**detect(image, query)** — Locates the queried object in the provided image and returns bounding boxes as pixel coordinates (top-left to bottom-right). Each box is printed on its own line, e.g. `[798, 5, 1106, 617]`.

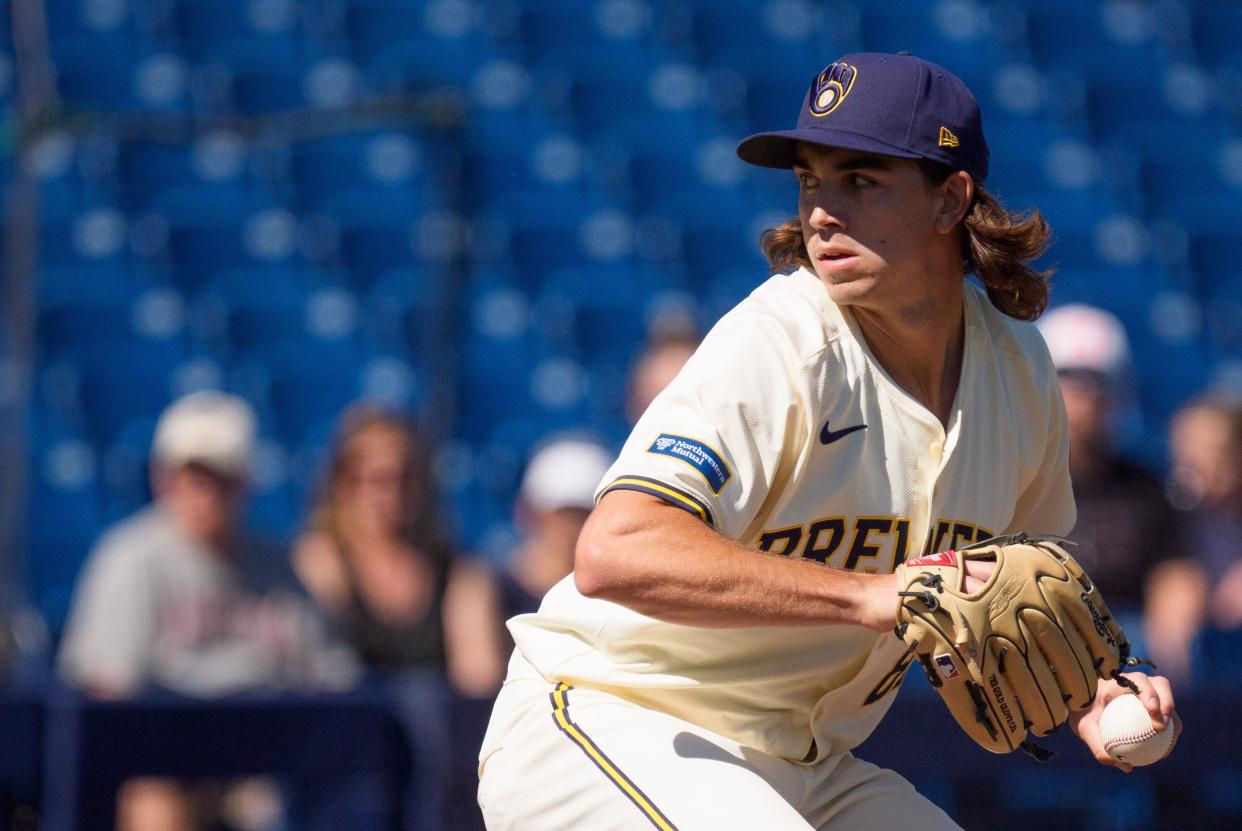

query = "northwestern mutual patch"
[646, 433, 732, 494]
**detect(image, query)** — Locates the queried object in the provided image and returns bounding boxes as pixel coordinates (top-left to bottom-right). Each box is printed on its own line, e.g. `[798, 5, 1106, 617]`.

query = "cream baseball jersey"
[507, 267, 1075, 764]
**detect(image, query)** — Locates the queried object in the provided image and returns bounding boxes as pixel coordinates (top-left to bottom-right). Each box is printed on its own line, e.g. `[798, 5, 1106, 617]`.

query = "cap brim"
[737, 128, 925, 169]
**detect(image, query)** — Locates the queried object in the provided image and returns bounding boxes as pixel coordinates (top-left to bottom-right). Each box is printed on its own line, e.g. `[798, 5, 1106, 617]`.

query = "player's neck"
[850, 285, 966, 429]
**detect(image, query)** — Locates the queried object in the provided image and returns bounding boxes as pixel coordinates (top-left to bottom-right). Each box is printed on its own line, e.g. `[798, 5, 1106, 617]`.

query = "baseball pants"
[477, 668, 961, 830]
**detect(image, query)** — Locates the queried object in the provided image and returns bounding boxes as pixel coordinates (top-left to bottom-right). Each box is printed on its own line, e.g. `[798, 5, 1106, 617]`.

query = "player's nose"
[808, 202, 845, 230]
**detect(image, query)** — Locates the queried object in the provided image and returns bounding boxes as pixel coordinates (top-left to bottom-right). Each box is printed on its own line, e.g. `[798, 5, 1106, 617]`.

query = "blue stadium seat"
[210, 39, 311, 116]
[246, 479, 298, 538]
[344, 0, 488, 66]
[1191, 1, 1242, 67]
[455, 338, 546, 441]
[72, 340, 189, 444]
[172, 0, 299, 62]
[515, 2, 657, 67]
[245, 340, 365, 445]
[1193, 626, 1242, 687]
[36, 298, 136, 357]
[361, 267, 436, 353]
[36, 263, 136, 308]
[1023, 2, 1164, 70]
[733, 66, 817, 137]
[116, 136, 253, 212]
[482, 190, 627, 289]
[1186, 229, 1242, 291]
[217, 291, 314, 355]
[100, 416, 158, 521]
[1206, 273, 1242, 357]
[39, 203, 130, 268]
[463, 119, 599, 200]
[51, 33, 141, 111]
[1127, 129, 1237, 212]
[310, 189, 433, 290]
[149, 186, 278, 294]
[1083, 73, 1220, 144]
[26, 430, 105, 631]
[684, 0, 853, 59]
[116, 140, 202, 211]
[648, 193, 773, 284]
[366, 38, 487, 93]
[290, 131, 431, 211]
[857, 5, 1003, 92]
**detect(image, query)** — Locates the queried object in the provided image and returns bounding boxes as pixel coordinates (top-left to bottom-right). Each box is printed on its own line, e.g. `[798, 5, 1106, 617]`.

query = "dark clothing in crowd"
[335, 543, 451, 673]
[1071, 457, 1181, 611]
[1181, 509, 1242, 583]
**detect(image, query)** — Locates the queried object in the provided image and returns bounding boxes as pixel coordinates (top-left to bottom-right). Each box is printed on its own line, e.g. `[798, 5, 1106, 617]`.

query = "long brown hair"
[760, 160, 1054, 321]
[309, 403, 447, 557]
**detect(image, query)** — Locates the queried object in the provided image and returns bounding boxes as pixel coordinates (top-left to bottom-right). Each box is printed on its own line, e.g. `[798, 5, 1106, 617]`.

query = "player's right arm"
[575, 488, 898, 631]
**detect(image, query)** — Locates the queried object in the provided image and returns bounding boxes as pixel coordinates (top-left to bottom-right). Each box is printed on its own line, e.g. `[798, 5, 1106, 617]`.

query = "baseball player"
[477, 53, 1179, 830]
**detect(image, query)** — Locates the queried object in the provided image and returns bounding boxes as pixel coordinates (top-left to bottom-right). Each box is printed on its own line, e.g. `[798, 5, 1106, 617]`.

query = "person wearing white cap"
[58, 389, 356, 698]
[495, 438, 616, 621]
[1036, 305, 1181, 614]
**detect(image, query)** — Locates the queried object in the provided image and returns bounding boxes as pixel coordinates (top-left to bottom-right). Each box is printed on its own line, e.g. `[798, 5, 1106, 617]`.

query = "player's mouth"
[815, 249, 860, 271]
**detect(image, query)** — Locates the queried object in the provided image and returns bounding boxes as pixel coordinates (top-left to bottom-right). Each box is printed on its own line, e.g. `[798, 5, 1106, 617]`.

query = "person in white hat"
[495, 438, 616, 621]
[1036, 305, 1182, 615]
[57, 390, 357, 831]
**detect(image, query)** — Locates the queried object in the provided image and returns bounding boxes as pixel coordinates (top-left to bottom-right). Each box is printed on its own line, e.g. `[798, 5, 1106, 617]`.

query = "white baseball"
[1098, 693, 1175, 767]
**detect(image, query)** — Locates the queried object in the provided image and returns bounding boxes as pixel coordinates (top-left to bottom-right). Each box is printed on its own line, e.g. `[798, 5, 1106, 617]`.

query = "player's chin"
[818, 269, 877, 301]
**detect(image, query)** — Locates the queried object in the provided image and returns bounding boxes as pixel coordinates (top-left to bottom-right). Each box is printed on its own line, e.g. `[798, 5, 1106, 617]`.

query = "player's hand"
[961, 557, 995, 593]
[1069, 673, 1181, 773]
[869, 557, 995, 632]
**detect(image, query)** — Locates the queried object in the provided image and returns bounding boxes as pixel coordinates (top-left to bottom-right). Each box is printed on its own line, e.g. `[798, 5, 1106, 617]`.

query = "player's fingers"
[1073, 710, 1121, 768]
[963, 558, 996, 580]
[1145, 674, 1177, 731]
[1112, 673, 1161, 723]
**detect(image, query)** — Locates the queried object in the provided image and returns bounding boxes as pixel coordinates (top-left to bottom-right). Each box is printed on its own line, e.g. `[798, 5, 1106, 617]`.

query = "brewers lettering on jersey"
[477, 52, 1180, 830]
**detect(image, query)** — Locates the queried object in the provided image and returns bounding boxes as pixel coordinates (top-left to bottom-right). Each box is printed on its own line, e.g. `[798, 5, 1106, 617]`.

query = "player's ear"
[934, 171, 974, 234]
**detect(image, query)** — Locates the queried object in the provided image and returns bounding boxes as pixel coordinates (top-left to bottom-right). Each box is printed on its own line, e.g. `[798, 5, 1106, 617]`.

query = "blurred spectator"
[1147, 395, 1242, 682]
[625, 333, 699, 426]
[1037, 305, 1181, 616]
[494, 437, 615, 622]
[292, 404, 502, 698]
[57, 391, 355, 831]
[59, 391, 355, 698]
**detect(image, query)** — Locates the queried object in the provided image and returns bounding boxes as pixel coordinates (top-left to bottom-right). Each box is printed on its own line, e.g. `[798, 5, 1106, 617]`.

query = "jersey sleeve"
[1005, 368, 1077, 536]
[598, 311, 809, 541]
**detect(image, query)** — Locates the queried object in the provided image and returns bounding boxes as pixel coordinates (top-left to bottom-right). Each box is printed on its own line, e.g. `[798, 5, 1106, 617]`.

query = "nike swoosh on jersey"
[819, 420, 868, 445]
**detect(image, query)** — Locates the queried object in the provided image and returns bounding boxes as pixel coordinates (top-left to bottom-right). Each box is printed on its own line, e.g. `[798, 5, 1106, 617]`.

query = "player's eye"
[849, 173, 874, 188]
[796, 172, 818, 189]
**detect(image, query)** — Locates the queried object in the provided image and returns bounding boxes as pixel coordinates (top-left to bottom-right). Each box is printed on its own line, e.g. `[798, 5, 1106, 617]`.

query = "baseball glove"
[894, 533, 1140, 758]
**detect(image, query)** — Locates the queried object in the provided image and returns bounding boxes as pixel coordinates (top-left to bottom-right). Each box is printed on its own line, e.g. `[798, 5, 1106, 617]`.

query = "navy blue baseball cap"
[736, 52, 989, 183]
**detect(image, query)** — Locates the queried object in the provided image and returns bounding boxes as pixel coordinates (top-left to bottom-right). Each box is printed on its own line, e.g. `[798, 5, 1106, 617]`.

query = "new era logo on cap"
[736, 52, 989, 184]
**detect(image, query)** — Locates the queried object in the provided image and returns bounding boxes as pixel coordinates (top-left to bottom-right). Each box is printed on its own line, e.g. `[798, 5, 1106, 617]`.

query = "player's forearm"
[575, 491, 897, 631]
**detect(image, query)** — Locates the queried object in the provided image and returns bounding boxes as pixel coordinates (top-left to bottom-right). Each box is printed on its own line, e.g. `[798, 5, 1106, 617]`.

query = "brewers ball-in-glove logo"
[808, 62, 857, 117]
